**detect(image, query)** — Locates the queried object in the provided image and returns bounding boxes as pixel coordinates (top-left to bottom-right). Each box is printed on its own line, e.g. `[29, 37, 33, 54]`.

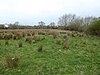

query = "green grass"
[0, 34, 100, 75]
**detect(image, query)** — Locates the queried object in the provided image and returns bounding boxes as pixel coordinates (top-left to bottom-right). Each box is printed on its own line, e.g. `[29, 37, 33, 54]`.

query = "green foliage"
[67, 24, 81, 31]
[0, 24, 4, 29]
[88, 20, 100, 35]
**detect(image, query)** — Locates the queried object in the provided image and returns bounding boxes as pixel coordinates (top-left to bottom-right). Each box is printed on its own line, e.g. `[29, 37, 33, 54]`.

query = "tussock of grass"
[6, 55, 19, 68]
[63, 39, 69, 49]
[18, 40, 22, 48]
[25, 36, 33, 44]
[56, 37, 62, 45]
[0, 30, 99, 75]
[37, 44, 44, 52]
[27, 33, 31, 36]
[13, 35, 17, 40]
[5, 40, 9, 45]
[51, 31, 58, 39]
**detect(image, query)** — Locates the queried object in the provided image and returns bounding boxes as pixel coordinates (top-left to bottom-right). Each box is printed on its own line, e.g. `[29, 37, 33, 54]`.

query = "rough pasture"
[0, 29, 99, 75]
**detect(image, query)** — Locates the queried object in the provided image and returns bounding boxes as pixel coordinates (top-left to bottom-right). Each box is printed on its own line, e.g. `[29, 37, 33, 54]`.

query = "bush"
[67, 24, 81, 31]
[88, 20, 100, 36]
[0, 24, 4, 29]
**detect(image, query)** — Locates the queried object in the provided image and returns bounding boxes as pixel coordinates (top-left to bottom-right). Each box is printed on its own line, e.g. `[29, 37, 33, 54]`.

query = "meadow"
[0, 29, 100, 75]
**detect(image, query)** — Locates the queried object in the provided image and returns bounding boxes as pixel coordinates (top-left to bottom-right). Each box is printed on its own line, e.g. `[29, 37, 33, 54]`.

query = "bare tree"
[83, 17, 97, 25]
[70, 16, 83, 25]
[49, 22, 55, 26]
[13, 21, 19, 25]
[38, 21, 45, 26]
[58, 14, 76, 26]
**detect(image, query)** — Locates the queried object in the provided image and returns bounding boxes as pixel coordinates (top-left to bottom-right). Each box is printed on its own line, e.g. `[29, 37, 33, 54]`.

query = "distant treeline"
[0, 14, 100, 36]
[0, 24, 58, 29]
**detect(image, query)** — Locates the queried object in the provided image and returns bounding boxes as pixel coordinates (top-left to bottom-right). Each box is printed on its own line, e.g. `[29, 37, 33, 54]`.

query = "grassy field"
[0, 29, 100, 75]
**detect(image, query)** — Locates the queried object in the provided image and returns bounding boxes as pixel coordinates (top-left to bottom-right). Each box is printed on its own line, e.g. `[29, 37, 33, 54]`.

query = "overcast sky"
[0, 0, 100, 25]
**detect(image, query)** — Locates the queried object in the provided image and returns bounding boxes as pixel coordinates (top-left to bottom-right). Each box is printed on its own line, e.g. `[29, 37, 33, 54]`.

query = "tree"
[88, 19, 100, 35]
[58, 14, 76, 26]
[9, 21, 19, 29]
[0, 24, 4, 29]
[13, 21, 19, 25]
[49, 22, 55, 26]
[83, 17, 97, 25]
[38, 21, 45, 26]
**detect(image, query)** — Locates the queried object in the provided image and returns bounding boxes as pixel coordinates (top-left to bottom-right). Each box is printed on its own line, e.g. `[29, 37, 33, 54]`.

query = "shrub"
[67, 24, 81, 31]
[88, 20, 100, 36]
